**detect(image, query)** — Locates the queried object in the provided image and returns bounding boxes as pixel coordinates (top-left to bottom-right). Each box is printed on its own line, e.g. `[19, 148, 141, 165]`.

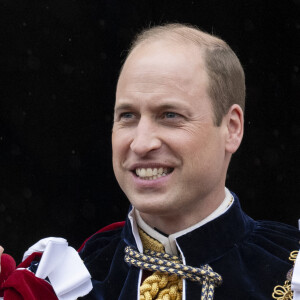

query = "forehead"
[116, 40, 209, 102]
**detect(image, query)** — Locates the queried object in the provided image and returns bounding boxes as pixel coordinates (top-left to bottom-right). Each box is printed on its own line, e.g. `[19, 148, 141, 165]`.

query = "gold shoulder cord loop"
[272, 250, 299, 300]
[126, 228, 223, 300]
[124, 246, 222, 300]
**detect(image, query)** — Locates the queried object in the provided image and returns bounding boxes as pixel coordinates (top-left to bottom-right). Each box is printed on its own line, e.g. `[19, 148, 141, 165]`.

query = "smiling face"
[112, 40, 233, 225]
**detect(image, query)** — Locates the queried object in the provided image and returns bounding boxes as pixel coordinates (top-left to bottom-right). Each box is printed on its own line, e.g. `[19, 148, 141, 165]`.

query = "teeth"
[146, 168, 152, 176]
[135, 167, 172, 180]
[140, 168, 146, 177]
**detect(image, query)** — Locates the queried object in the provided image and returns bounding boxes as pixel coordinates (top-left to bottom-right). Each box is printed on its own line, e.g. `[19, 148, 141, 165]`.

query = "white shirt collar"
[133, 188, 234, 255]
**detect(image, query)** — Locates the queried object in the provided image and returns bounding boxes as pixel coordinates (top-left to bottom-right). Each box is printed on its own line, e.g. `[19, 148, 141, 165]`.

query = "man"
[1, 23, 300, 300]
[80, 23, 300, 299]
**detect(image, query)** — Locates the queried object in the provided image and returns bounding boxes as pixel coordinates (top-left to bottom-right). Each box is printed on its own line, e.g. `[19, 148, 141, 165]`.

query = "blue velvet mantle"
[79, 194, 300, 300]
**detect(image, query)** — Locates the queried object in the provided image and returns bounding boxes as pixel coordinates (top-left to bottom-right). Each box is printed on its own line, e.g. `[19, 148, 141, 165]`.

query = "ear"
[224, 104, 244, 154]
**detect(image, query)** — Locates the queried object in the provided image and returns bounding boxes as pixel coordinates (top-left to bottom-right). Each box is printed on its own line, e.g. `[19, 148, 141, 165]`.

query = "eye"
[120, 112, 134, 119]
[115, 112, 138, 125]
[163, 112, 181, 119]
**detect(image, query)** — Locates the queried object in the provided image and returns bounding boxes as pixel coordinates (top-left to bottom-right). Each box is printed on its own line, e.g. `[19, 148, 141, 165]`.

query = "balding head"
[119, 23, 245, 126]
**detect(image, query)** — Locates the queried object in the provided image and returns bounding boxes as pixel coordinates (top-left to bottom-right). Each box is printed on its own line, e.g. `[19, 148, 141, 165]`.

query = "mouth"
[133, 167, 174, 181]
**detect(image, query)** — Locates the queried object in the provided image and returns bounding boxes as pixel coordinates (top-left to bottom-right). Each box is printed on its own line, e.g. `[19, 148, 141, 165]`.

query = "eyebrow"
[114, 103, 135, 114]
[156, 103, 184, 110]
[114, 101, 191, 115]
[115, 101, 187, 109]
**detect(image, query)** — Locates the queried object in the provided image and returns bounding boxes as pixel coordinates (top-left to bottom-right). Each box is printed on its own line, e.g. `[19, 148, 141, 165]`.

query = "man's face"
[112, 41, 229, 219]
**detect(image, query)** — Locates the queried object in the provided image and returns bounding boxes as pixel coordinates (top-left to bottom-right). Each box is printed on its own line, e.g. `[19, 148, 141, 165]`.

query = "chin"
[131, 198, 175, 216]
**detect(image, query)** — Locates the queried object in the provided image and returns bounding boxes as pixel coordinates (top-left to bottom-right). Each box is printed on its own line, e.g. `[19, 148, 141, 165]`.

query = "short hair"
[120, 23, 245, 126]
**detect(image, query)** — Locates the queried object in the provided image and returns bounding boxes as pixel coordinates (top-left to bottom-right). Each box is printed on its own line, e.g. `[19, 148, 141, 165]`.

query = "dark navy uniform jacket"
[79, 193, 300, 300]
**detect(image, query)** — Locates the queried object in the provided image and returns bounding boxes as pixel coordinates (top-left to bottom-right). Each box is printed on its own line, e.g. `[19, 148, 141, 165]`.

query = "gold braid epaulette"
[272, 250, 299, 299]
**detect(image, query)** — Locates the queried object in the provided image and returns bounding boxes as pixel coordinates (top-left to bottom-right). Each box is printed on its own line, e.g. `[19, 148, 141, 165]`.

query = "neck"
[139, 187, 227, 235]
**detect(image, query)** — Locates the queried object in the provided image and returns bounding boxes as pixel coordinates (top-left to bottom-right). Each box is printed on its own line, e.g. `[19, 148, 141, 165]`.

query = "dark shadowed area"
[0, 0, 299, 260]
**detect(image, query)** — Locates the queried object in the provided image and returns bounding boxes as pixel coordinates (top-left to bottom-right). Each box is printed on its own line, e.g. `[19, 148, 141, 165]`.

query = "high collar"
[135, 188, 234, 255]
[124, 192, 254, 266]
[176, 193, 254, 266]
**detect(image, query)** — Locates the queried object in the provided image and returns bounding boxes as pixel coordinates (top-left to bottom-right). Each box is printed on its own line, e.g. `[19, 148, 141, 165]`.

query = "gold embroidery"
[272, 250, 299, 299]
[289, 250, 299, 263]
[272, 280, 293, 300]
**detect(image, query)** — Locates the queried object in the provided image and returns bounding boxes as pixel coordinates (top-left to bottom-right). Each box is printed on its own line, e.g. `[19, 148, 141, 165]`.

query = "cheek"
[112, 131, 126, 156]
[181, 132, 223, 169]
[112, 150, 124, 188]
[112, 135, 123, 172]
[112, 131, 131, 174]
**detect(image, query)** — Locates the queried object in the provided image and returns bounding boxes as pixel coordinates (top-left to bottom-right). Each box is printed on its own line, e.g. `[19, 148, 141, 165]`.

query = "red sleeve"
[1, 252, 57, 299]
[0, 223, 126, 300]
[1, 269, 58, 300]
[0, 253, 16, 298]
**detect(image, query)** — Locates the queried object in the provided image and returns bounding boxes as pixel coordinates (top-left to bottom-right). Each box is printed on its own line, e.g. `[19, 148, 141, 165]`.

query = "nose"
[130, 117, 162, 157]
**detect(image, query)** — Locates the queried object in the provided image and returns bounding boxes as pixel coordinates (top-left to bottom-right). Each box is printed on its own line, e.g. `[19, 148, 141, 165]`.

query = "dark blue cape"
[79, 194, 300, 299]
